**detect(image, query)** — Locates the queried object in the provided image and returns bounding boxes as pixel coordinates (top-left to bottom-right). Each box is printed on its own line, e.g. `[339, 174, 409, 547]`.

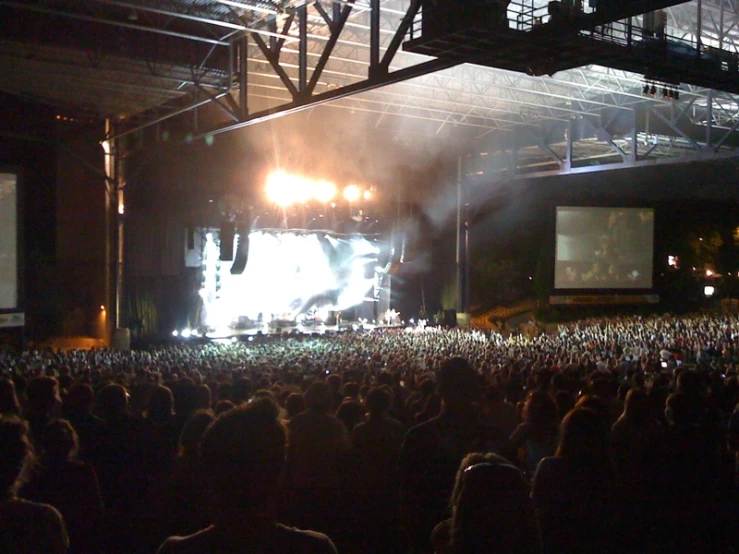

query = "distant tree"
[470, 258, 524, 308]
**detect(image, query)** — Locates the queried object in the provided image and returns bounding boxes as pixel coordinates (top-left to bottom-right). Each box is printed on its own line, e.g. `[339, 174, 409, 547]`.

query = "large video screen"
[555, 207, 654, 290]
[0, 173, 17, 309]
[198, 230, 382, 332]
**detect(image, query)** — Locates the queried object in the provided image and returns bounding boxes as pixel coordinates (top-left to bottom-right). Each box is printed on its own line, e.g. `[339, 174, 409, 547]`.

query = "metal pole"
[299, 4, 308, 93]
[370, 0, 381, 73]
[696, 0, 703, 54]
[456, 156, 464, 317]
[239, 34, 248, 119]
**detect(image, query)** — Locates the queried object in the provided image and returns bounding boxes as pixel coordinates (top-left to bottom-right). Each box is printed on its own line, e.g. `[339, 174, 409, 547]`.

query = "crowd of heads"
[0, 311, 738, 553]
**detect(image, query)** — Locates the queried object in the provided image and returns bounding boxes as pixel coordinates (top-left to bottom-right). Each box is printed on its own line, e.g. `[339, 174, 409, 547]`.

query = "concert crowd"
[1, 313, 739, 553]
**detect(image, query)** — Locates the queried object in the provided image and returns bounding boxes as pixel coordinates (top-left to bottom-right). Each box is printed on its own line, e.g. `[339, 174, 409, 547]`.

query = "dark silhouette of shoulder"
[156, 523, 338, 554]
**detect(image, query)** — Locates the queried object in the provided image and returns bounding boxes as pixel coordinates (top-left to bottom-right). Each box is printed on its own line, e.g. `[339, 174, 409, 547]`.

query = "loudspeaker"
[230, 233, 249, 275]
[186, 226, 195, 250]
[219, 221, 235, 261]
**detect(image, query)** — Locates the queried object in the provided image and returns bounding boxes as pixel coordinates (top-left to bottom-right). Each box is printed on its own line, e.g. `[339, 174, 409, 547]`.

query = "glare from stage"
[198, 230, 382, 332]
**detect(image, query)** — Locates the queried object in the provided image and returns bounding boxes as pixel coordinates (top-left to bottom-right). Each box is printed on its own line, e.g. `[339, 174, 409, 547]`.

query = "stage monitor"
[0, 172, 18, 310]
[555, 207, 653, 290]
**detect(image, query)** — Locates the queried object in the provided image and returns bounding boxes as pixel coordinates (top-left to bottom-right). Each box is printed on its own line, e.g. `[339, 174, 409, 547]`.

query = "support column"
[456, 157, 470, 327]
[107, 119, 130, 349]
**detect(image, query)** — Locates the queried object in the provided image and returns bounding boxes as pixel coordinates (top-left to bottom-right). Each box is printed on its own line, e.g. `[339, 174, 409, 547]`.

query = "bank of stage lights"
[265, 170, 373, 207]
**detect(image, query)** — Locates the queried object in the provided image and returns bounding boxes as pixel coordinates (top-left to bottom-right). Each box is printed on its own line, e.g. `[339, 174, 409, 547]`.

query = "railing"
[471, 298, 539, 330]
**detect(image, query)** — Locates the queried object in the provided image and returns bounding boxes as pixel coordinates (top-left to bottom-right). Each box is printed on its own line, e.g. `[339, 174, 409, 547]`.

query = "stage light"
[344, 184, 361, 202]
[706, 269, 714, 277]
[314, 180, 337, 203]
[363, 190, 372, 201]
[181, 329, 192, 338]
[172, 330, 179, 337]
[266, 170, 294, 206]
[704, 285, 715, 297]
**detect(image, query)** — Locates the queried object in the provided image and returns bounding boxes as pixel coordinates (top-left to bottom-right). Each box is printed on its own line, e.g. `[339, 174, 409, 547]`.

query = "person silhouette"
[156, 398, 337, 553]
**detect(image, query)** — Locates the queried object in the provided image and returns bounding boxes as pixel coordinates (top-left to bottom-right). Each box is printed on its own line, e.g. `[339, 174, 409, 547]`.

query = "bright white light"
[314, 180, 337, 203]
[363, 190, 372, 201]
[181, 329, 192, 338]
[705, 269, 714, 277]
[248, 336, 254, 342]
[191, 330, 200, 337]
[198, 230, 381, 331]
[266, 171, 337, 206]
[344, 184, 361, 202]
[172, 330, 179, 337]
[230, 337, 238, 343]
[266, 170, 294, 206]
[704, 285, 715, 297]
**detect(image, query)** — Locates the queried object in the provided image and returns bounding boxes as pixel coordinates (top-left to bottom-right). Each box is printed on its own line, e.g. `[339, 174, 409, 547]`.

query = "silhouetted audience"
[285, 382, 350, 539]
[20, 419, 104, 554]
[351, 386, 406, 552]
[399, 357, 505, 554]
[532, 407, 619, 554]
[0, 416, 69, 554]
[1, 315, 738, 554]
[444, 453, 541, 554]
[156, 398, 337, 553]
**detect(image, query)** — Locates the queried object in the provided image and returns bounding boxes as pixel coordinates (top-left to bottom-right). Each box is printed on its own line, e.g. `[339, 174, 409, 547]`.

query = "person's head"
[95, 383, 129, 421]
[178, 409, 215, 460]
[232, 377, 252, 405]
[556, 407, 610, 465]
[40, 419, 78, 461]
[285, 392, 306, 419]
[194, 384, 212, 411]
[63, 383, 95, 417]
[173, 378, 198, 418]
[326, 373, 342, 392]
[304, 382, 331, 412]
[437, 357, 479, 414]
[26, 376, 60, 415]
[200, 397, 286, 520]
[554, 390, 574, 421]
[342, 381, 360, 400]
[450, 453, 540, 554]
[676, 369, 703, 397]
[0, 380, 21, 416]
[146, 385, 174, 422]
[336, 398, 363, 432]
[665, 391, 700, 427]
[365, 387, 392, 419]
[621, 388, 652, 423]
[522, 391, 558, 426]
[0, 416, 33, 497]
[214, 400, 235, 416]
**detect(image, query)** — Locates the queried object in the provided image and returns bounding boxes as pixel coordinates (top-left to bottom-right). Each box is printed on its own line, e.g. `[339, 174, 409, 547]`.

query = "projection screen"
[0, 173, 17, 309]
[199, 230, 382, 330]
[555, 207, 654, 290]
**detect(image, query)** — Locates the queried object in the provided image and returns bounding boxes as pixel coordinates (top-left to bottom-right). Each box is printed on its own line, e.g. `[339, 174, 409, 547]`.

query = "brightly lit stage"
[185, 227, 400, 339]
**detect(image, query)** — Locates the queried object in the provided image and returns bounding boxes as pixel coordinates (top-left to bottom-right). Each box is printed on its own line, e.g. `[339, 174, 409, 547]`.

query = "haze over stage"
[555, 207, 654, 290]
[0, 173, 17, 310]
